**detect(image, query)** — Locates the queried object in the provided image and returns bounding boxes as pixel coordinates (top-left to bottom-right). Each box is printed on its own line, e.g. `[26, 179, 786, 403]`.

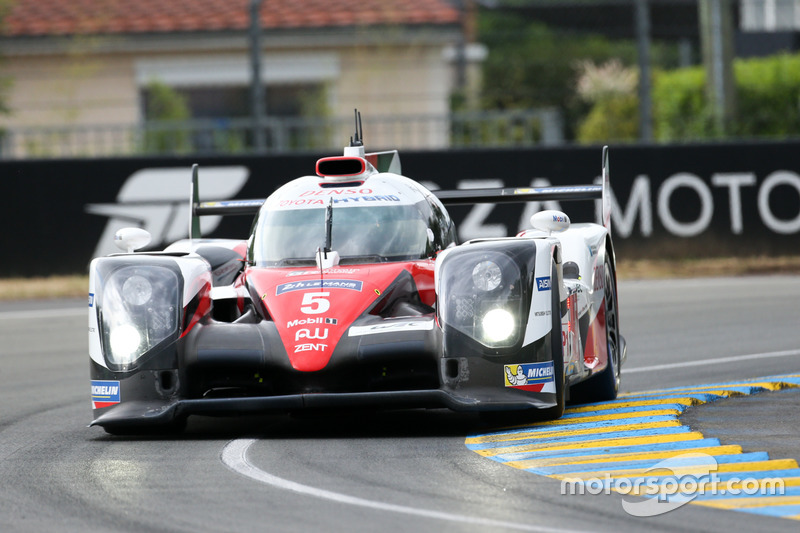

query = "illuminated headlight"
[481, 308, 515, 344]
[472, 261, 502, 291]
[108, 324, 142, 363]
[99, 265, 180, 368]
[439, 248, 524, 350]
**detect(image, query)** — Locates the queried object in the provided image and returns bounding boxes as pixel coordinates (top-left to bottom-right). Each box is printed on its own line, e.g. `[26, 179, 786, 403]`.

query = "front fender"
[89, 253, 212, 375]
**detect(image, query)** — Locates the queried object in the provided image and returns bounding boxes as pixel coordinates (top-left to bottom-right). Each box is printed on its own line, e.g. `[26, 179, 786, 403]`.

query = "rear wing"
[190, 146, 611, 238]
[436, 146, 611, 231]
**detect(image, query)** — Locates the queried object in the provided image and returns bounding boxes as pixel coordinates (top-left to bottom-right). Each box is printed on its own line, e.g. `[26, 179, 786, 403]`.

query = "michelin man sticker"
[503, 361, 556, 393]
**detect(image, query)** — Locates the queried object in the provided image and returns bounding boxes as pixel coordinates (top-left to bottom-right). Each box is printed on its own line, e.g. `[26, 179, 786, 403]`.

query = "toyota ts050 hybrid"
[88, 118, 626, 434]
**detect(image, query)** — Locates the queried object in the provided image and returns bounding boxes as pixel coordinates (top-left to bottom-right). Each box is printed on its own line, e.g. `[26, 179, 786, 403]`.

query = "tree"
[478, 11, 641, 139]
[142, 81, 192, 154]
[0, 0, 13, 116]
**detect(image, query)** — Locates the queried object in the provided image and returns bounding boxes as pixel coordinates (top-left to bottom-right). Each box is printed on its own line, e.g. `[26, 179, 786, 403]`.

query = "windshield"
[254, 204, 431, 265]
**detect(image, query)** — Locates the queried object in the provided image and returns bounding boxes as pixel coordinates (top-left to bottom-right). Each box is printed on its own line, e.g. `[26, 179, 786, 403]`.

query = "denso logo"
[295, 328, 329, 341]
[287, 317, 338, 328]
[295, 343, 327, 353]
[536, 277, 551, 291]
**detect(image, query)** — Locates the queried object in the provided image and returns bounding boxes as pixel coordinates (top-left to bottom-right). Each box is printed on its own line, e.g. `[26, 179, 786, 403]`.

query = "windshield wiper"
[339, 255, 387, 264]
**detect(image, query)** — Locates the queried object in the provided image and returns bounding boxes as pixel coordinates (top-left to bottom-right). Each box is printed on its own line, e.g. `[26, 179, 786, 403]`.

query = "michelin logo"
[91, 380, 121, 408]
[86, 166, 249, 258]
[504, 362, 555, 392]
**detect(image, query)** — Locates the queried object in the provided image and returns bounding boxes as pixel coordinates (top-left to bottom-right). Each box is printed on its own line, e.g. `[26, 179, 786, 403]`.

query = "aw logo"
[86, 166, 249, 258]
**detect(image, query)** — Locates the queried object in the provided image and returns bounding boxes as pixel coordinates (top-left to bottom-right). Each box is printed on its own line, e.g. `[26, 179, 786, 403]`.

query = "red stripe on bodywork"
[181, 282, 212, 338]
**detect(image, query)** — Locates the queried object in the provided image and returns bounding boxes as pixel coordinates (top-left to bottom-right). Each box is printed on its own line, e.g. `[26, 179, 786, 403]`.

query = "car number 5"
[301, 291, 330, 314]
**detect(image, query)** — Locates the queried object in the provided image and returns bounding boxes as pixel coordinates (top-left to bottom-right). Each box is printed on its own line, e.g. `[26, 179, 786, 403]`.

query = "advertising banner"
[1, 141, 798, 276]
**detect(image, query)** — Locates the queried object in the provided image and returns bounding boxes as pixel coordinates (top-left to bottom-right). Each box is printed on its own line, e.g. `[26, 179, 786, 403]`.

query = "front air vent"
[316, 157, 366, 177]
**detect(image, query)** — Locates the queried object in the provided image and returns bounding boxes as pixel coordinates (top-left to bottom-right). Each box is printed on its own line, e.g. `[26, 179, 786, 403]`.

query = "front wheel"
[574, 253, 620, 403]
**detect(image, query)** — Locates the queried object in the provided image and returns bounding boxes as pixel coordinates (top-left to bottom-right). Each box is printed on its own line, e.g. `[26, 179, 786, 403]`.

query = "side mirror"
[530, 210, 570, 235]
[114, 228, 152, 253]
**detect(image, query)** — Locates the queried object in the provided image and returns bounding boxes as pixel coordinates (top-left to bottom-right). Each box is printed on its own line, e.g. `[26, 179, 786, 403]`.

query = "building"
[0, 0, 487, 156]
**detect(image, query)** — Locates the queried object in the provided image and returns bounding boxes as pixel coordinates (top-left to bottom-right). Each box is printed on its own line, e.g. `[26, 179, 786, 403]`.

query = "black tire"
[573, 253, 620, 403]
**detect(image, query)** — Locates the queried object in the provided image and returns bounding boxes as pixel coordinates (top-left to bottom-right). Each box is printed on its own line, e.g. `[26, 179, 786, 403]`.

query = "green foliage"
[577, 94, 639, 143]
[477, 10, 675, 139]
[144, 81, 191, 121]
[652, 66, 715, 141]
[0, 0, 13, 116]
[574, 59, 640, 143]
[734, 53, 800, 137]
[142, 81, 192, 153]
[653, 53, 800, 141]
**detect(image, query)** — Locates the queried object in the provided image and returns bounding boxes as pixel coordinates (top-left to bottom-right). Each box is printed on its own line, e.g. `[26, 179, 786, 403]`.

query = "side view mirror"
[114, 227, 152, 253]
[530, 210, 571, 235]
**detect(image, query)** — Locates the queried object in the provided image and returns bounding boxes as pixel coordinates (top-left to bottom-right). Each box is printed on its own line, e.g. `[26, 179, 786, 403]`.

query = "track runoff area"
[466, 374, 800, 520]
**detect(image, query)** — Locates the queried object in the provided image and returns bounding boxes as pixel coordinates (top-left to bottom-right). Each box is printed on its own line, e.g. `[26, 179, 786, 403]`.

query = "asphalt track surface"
[1, 275, 799, 532]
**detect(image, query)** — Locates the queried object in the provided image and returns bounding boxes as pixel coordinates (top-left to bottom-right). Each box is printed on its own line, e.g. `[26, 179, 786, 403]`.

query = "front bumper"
[89, 385, 558, 430]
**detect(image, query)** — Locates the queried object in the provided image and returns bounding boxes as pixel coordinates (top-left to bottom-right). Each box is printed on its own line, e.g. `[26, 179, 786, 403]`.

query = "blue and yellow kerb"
[466, 374, 800, 520]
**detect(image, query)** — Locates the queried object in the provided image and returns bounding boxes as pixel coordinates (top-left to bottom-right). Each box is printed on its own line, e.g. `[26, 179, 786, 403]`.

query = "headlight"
[472, 261, 502, 291]
[481, 308, 515, 343]
[99, 265, 180, 368]
[122, 275, 153, 306]
[108, 324, 142, 363]
[438, 246, 526, 350]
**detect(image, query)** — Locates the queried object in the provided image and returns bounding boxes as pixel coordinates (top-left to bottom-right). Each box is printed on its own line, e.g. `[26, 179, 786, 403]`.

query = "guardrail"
[0, 108, 563, 160]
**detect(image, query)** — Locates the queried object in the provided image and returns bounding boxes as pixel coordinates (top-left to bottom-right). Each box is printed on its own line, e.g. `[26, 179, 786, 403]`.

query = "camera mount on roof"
[350, 109, 363, 147]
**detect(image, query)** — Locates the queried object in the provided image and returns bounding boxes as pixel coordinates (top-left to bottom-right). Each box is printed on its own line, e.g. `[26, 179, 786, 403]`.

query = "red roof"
[4, 0, 460, 37]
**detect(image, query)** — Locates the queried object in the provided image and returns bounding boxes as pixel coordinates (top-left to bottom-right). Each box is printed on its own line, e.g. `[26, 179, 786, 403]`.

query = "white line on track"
[221, 438, 581, 533]
[0, 308, 85, 320]
[622, 348, 800, 374]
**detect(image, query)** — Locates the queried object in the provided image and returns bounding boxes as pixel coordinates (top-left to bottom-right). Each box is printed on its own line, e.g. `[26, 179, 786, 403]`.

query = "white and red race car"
[88, 117, 626, 434]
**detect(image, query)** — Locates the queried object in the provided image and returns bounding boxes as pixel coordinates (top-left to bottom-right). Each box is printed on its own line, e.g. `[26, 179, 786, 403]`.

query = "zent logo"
[295, 343, 327, 353]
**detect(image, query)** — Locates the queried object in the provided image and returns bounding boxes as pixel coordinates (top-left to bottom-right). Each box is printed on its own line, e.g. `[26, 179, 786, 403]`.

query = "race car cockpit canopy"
[249, 174, 456, 267]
